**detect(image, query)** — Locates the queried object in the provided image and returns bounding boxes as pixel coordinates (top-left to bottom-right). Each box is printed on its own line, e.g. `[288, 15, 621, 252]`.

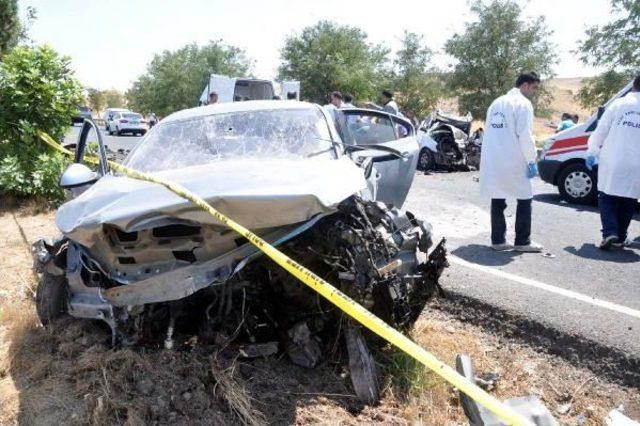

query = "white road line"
[450, 255, 640, 320]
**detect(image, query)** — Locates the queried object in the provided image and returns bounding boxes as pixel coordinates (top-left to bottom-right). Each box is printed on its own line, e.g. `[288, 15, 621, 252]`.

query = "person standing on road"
[585, 74, 640, 250]
[147, 112, 157, 128]
[480, 72, 543, 253]
[323, 91, 344, 117]
[365, 90, 400, 116]
[343, 94, 355, 108]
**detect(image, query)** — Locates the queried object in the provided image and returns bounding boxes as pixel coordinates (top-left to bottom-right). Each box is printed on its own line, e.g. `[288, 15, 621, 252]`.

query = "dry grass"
[1, 206, 639, 425]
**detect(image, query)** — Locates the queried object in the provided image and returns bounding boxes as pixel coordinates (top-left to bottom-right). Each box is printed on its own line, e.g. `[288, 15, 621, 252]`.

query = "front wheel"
[36, 271, 68, 326]
[558, 163, 597, 204]
[418, 148, 436, 171]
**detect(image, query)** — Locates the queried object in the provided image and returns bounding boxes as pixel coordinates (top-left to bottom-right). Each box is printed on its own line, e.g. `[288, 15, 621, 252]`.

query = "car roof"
[163, 100, 321, 124]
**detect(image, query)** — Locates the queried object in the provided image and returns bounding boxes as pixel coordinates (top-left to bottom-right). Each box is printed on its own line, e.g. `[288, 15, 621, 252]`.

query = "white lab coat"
[480, 88, 537, 199]
[587, 91, 640, 199]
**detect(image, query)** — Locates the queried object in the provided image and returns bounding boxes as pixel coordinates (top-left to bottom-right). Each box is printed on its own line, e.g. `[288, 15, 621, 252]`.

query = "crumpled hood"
[56, 157, 367, 247]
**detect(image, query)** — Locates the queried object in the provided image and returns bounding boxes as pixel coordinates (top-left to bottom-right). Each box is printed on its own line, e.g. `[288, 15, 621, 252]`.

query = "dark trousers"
[491, 199, 532, 245]
[598, 192, 637, 240]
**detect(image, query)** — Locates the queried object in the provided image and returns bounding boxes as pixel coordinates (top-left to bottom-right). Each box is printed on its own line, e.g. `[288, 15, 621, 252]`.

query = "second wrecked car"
[34, 101, 447, 403]
[417, 109, 483, 171]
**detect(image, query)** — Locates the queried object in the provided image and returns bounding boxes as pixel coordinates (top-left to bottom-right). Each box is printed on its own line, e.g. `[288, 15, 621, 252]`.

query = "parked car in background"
[538, 81, 633, 204]
[103, 107, 130, 129]
[72, 106, 92, 125]
[106, 111, 148, 136]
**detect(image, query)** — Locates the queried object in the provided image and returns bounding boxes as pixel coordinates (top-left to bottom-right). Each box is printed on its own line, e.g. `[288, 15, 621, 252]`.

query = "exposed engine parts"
[33, 198, 447, 403]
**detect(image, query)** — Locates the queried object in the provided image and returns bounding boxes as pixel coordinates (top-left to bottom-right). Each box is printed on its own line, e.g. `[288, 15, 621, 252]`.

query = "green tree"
[86, 87, 105, 112]
[390, 31, 445, 119]
[277, 20, 389, 104]
[103, 89, 125, 108]
[576, 69, 636, 109]
[127, 41, 251, 116]
[0, 0, 21, 57]
[0, 45, 83, 202]
[0, 0, 36, 57]
[577, 0, 639, 107]
[444, 0, 557, 118]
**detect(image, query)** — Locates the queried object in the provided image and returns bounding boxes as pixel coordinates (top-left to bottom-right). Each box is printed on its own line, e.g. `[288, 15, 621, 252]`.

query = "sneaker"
[599, 235, 619, 250]
[611, 238, 631, 248]
[514, 242, 543, 253]
[491, 243, 513, 251]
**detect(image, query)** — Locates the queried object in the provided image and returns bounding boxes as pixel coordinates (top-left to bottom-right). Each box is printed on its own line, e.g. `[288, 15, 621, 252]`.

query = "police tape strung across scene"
[38, 129, 533, 426]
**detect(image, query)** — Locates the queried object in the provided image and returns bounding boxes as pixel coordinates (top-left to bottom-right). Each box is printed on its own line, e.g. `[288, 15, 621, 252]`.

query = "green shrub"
[0, 45, 83, 203]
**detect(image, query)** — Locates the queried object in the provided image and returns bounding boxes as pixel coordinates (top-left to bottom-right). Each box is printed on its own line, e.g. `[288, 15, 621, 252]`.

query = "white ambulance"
[198, 74, 300, 104]
[538, 81, 633, 204]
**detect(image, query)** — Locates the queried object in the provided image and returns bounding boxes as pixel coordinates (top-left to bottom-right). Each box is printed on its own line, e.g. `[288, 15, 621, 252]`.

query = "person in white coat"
[480, 72, 542, 252]
[585, 75, 640, 250]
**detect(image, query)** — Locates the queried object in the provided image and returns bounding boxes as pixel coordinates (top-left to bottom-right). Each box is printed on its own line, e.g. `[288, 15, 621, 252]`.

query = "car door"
[335, 109, 419, 207]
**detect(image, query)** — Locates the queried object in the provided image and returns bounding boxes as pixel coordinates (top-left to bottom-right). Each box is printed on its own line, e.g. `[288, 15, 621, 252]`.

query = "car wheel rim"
[564, 171, 593, 198]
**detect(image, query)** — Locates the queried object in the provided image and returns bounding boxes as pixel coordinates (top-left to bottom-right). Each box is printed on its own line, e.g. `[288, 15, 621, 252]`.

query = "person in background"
[287, 91, 297, 100]
[323, 91, 343, 116]
[585, 74, 640, 250]
[479, 72, 543, 253]
[556, 112, 575, 132]
[343, 94, 355, 108]
[571, 114, 579, 124]
[147, 112, 157, 128]
[329, 91, 343, 108]
[208, 91, 219, 105]
[366, 90, 400, 115]
[404, 110, 419, 128]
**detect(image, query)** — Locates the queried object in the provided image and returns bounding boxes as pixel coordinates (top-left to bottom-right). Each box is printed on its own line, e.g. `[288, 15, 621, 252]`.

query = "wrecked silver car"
[34, 101, 447, 403]
[417, 110, 482, 171]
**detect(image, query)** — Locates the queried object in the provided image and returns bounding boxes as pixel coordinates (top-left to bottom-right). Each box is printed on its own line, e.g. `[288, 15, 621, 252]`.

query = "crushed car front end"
[34, 101, 447, 403]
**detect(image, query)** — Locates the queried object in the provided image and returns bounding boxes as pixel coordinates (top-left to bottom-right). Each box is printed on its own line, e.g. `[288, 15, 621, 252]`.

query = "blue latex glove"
[585, 155, 596, 171]
[527, 162, 538, 179]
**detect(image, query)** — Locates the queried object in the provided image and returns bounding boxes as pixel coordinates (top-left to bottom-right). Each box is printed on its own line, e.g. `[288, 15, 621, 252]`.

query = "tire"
[35, 271, 67, 326]
[418, 148, 436, 171]
[558, 163, 597, 204]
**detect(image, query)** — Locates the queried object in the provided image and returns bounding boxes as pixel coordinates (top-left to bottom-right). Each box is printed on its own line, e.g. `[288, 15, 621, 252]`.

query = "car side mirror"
[59, 163, 98, 190]
[597, 106, 605, 120]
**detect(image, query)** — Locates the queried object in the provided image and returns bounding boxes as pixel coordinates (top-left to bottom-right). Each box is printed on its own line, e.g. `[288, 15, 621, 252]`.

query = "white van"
[198, 74, 300, 104]
[538, 81, 633, 204]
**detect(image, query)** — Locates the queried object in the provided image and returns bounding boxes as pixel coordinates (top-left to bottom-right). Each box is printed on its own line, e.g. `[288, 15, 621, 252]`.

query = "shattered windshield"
[124, 107, 334, 172]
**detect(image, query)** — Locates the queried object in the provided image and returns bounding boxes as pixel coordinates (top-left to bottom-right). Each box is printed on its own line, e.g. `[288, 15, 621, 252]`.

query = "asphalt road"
[65, 123, 143, 153]
[405, 170, 640, 369]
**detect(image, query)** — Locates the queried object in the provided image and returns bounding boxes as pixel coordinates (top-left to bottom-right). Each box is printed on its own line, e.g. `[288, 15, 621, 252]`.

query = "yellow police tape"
[38, 130, 531, 425]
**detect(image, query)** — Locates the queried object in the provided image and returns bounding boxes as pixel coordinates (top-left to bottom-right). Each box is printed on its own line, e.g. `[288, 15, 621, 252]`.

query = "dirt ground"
[1, 205, 639, 425]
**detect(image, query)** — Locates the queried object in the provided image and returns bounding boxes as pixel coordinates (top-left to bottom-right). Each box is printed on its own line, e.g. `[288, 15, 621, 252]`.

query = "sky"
[21, 0, 612, 92]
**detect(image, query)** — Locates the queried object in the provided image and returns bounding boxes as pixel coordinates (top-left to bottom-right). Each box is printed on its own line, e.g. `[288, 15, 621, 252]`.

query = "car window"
[392, 117, 412, 139]
[124, 108, 335, 172]
[344, 113, 397, 145]
[123, 113, 142, 120]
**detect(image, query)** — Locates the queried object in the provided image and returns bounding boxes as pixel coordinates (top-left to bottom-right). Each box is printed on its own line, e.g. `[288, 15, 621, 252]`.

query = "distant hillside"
[533, 77, 593, 141]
